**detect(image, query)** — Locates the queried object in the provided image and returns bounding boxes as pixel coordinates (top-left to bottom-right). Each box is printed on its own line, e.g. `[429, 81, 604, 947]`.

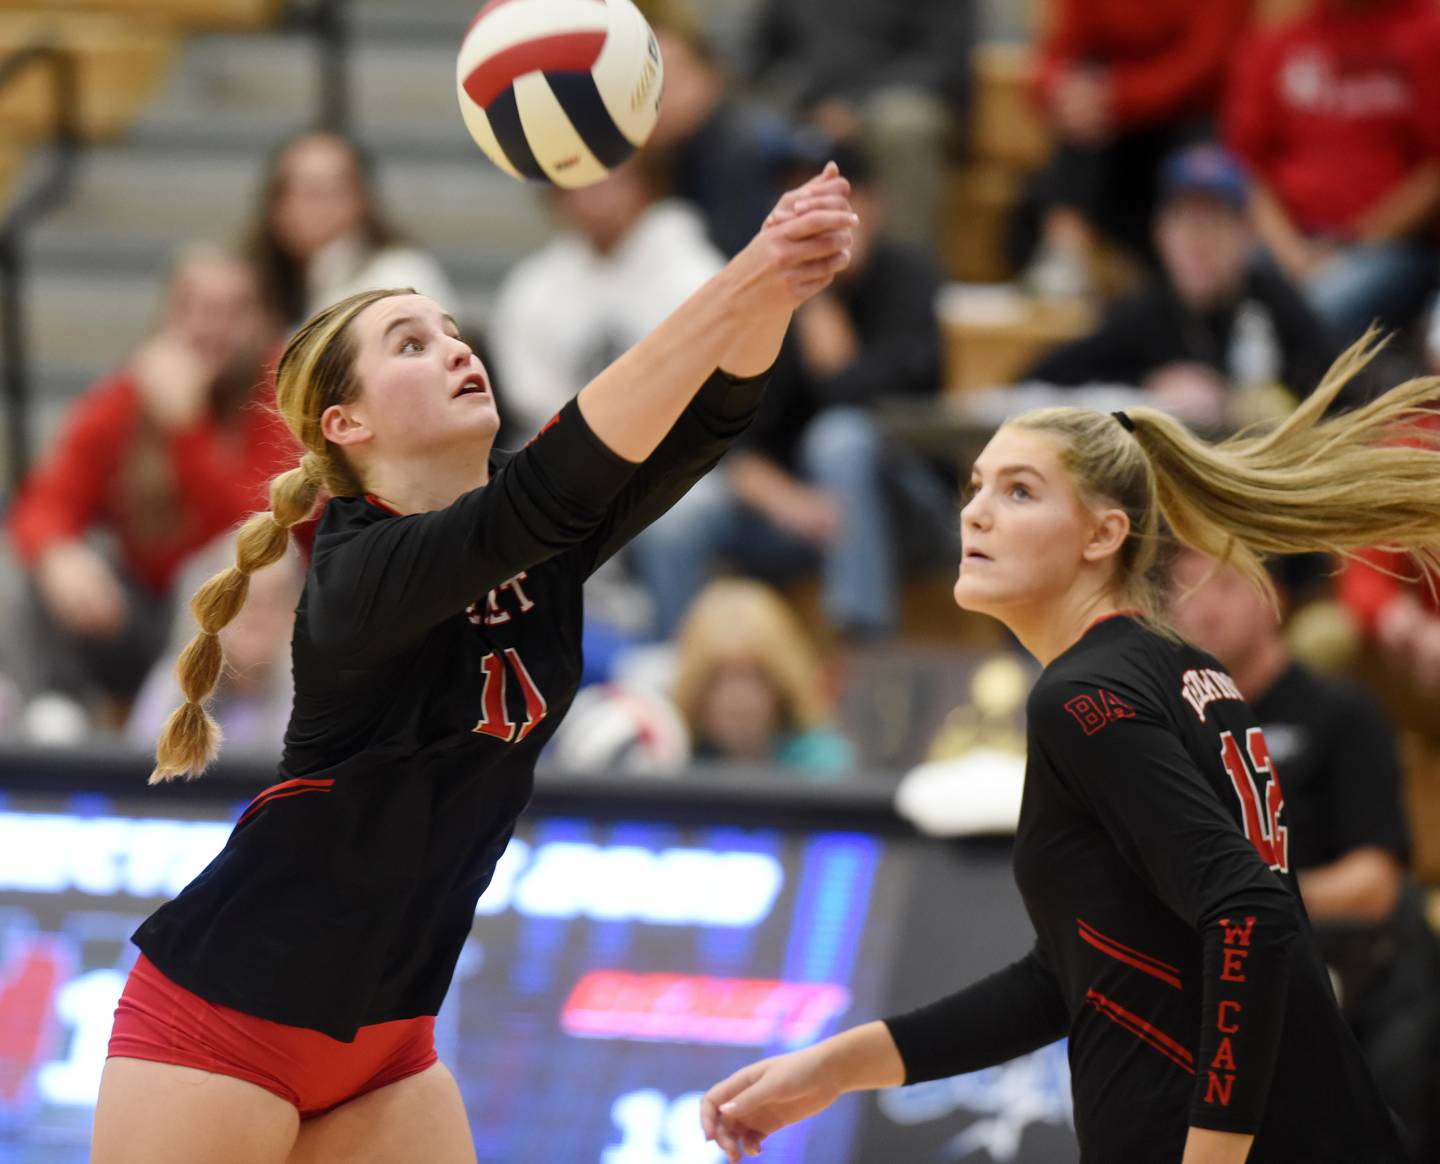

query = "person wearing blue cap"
[1024, 143, 1349, 424]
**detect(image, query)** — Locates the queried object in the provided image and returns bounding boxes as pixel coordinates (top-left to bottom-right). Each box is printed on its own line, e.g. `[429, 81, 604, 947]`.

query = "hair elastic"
[1111, 410, 1136, 433]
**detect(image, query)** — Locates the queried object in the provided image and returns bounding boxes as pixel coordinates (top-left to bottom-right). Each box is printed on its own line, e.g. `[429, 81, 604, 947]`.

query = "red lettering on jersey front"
[472, 647, 549, 743]
[467, 572, 536, 627]
[1064, 689, 1136, 736]
[1210, 1037, 1236, 1072]
[1218, 1000, 1242, 1033]
[505, 648, 548, 743]
[1180, 667, 1244, 723]
[1219, 730, 1289, 873]
[474, 654, 513, 740]
[1204, 1071, 1235, 1107]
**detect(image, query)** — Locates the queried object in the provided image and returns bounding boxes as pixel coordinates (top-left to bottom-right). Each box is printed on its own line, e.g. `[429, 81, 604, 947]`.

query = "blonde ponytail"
[150, 286, 410, 782]
[1011, 331, 1440, 614]
[150, 462, 321, 783]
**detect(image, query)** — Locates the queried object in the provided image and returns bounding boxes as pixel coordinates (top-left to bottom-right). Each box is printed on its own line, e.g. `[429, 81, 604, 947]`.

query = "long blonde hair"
[1009, 332, 1440, 616]
[671, 579, 832, 740]
[150, 287, 411, 782]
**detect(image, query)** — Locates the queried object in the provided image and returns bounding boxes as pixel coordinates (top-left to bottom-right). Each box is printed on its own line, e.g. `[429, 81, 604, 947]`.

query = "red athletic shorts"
[107, 954, 438, 1118]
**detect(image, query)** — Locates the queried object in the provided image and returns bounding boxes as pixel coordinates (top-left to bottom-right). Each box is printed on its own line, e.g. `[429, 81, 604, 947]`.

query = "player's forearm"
[1297, 848, 1402, 924]
[1182, 1126, 1255, 1164]
[575, 270, 752, 463]
[1249, 182, 1312, 275]
[813, 1021, 907, 1093]
[1352, 162, 1440, 243]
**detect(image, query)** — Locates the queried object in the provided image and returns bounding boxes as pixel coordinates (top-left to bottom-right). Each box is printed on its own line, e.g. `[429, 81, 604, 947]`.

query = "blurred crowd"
[2, 1, 1440, 1147]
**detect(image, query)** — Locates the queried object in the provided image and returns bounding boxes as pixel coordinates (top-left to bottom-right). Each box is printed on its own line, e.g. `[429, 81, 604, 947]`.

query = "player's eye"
[399, 337, 424, 354]
[1010, 484, 1032, 500]
[960, 481, 979, 502]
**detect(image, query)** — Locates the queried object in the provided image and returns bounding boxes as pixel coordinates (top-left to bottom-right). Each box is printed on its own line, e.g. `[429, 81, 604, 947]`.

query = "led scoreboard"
[0, 758, 1078, 1164]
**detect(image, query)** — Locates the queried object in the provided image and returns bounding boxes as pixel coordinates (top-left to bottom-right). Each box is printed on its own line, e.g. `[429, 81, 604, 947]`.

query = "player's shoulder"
[1027, 614, 1174, 729]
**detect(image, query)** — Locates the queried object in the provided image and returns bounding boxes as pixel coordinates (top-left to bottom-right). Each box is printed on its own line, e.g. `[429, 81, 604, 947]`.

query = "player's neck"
[1005, 588, 1129, 668]
[363, 448, 492, 515]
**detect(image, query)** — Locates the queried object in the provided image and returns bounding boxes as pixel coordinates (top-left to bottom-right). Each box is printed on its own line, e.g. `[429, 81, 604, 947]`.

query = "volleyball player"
[89, 165, 855, 1164]
[701, 338, 1439, 1163]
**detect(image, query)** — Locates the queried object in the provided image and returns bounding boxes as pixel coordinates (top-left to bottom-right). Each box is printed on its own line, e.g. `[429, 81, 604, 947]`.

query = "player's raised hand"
[764, 161, 853, 228]
[726, 164, 856, 319]
[701, 1047, 841, 1162]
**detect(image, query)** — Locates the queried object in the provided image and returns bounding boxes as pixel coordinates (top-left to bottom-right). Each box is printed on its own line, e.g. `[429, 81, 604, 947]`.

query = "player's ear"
[320, 402, 372, 449]
[1082, 507, 1131, 564]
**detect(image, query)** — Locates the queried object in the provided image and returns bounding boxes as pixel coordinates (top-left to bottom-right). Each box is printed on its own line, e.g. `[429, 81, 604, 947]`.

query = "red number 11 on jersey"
[473, 649, 548, 743]
[1219, 728, 1289, 874]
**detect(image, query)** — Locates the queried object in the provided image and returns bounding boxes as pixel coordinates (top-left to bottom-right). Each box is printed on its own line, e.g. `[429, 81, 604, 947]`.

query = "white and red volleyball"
[456, 0, 664, 188]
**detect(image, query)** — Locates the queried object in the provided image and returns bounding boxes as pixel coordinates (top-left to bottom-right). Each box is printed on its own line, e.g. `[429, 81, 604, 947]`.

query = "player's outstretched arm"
[576, 163, 854, 464]
[701, 1021, 904, 1162]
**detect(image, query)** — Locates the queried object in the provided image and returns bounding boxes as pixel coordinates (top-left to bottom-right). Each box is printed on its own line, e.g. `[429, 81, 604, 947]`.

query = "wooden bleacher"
[0, 11, 176, 142]
[34, 0, 284, 32]
[0, 141, 25, 217]
[0, 0, 285, 148]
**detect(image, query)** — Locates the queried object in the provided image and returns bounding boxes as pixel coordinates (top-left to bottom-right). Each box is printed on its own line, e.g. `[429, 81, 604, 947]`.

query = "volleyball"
[456, 0, 664, 188]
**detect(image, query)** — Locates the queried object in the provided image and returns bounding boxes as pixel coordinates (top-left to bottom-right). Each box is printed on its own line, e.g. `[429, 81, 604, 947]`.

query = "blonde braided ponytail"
[150, 458, 323, 782]
[149, 287, 411, 782]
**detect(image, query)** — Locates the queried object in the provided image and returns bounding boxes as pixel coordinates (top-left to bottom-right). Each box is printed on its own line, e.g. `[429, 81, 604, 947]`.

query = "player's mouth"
[452, 374, 491, 399]
[963, 548, 992, 563]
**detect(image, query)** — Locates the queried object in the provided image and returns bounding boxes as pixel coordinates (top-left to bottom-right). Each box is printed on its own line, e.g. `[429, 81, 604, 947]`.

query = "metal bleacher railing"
[0, 41, 80, 494]
[0, 0, 352, 497]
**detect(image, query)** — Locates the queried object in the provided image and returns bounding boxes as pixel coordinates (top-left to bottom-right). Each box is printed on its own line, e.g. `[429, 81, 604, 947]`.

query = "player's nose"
[445, 335, 475, 369]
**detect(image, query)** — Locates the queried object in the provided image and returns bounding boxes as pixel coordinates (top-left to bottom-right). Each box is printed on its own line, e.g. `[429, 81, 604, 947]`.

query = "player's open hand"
[700, 1047, 841, 1162]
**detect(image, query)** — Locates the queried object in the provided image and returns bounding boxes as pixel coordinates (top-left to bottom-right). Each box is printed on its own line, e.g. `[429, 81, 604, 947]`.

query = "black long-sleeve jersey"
[886, 614, 1405, 1163]
[133, 369, 766, 1041]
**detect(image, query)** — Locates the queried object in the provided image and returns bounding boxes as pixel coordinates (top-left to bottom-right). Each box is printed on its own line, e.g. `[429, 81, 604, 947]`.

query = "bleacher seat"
[0, 11, 176, 141]
[30, 0, 283, 32]
[0, 142, 25, 216]
[940, 285, 1094, 395]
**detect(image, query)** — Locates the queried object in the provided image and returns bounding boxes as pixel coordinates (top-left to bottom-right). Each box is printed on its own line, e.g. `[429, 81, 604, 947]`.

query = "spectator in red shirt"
[6, 244, 296, 732]
[1015, 0, 1252, 296]
[1226, 0, 1440, 343]
[1338, 410, 1440, 701]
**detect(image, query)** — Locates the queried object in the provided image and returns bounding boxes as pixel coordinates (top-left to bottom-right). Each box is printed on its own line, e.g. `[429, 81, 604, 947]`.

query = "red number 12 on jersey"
[473, 649, 548, 743]
[1219, 728, 1289, 874]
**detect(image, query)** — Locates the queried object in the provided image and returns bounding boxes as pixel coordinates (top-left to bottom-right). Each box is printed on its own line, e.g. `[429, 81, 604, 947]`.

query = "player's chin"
[952, 572, 1009, 615]
[456, 399, 501, 434]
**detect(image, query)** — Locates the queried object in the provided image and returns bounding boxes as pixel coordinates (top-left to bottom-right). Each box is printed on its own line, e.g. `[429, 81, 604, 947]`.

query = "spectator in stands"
[486, 156, 724, 442]
[1169, 547, 1440, 1156]
[1015, 0, 1251, 297]
[1024, 143, 1342, 425]
[671, 579, 853, 777]
[746, 0, 975, 250]
[629, 142, 953, 641]
[126, 537, 302, 755]
[6, 244, 296, 731]
[1226, 0, 1440, 342]
[640, 0, 790, 256]
[1338, 388, 1440, 715]
[248, 130, 456, 328]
